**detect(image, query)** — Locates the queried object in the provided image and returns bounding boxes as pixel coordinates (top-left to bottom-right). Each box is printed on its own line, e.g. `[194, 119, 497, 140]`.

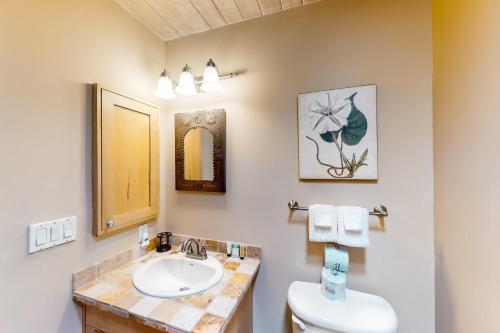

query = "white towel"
[337, 207, 370, 248]
[309, 204, 338, 242]
[341, 206, 368, 231]
[310, 204, 335, 227]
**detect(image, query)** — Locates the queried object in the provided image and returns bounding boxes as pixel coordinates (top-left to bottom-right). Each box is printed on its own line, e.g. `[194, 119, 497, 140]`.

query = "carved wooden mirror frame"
[175, 109, 226, 193]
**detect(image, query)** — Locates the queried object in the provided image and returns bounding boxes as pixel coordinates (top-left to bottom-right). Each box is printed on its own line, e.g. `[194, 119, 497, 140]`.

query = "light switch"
[63, 218, 74, 238]
[36, 228, 48, 246]
[50, 224, 63, 242]
[28, 216, 77, 254]
[63, 222, 71, 238]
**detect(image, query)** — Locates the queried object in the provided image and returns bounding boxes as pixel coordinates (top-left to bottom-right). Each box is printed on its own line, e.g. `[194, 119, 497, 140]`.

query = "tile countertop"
[73, 247, 260, 333]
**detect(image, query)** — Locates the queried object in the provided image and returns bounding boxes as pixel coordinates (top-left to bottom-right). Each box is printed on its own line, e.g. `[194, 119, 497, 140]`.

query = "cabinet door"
[93, 85, 158, 237]
[86, 305, 160, 333]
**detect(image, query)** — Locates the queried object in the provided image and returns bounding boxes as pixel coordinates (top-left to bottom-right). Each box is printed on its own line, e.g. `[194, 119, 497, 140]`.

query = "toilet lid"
[288, 281, 397, 333]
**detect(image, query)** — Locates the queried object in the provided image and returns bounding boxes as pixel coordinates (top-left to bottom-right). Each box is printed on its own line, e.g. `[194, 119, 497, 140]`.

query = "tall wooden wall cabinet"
[92, 84, 159, 237]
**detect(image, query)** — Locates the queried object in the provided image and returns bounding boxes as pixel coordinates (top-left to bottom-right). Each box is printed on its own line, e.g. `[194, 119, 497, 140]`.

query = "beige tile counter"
[73, 246, 260, 333]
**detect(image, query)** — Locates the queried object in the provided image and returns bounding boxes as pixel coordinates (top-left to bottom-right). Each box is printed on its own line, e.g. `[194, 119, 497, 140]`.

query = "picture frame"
[298, 84, 378, 180]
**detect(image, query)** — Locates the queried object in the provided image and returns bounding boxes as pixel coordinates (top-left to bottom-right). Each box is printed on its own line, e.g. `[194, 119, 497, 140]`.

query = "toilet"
[288, 281, 398, 333]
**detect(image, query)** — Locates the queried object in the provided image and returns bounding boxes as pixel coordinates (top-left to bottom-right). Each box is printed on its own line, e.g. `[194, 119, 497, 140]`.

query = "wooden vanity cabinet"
[81, 284, 254, 333]
[92, 84, 159, 238]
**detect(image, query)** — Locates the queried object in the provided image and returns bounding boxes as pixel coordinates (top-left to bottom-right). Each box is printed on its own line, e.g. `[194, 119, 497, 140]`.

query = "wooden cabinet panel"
[93, 85, 159, 237]
[86, 305, 160, 333]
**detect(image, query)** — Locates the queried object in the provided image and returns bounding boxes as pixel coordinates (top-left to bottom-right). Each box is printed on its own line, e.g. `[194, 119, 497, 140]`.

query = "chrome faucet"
[180, 238, 208, 260]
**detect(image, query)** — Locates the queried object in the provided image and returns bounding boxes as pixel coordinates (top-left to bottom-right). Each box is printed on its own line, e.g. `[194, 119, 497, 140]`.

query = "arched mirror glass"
[183, 127, 214, 181]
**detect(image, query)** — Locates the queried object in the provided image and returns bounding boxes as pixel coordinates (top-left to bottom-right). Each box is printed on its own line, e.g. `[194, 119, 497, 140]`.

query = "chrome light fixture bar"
[194, 72, 239, 84]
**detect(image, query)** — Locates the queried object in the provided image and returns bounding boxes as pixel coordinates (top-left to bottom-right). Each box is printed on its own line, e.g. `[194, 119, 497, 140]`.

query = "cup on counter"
[156, 232, 172, 253]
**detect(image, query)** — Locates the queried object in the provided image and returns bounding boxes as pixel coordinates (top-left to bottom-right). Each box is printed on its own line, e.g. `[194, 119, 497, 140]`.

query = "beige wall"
[434, 1, 500, 332]
[161, 1, 434, 332]
[0, 1, 164, 332]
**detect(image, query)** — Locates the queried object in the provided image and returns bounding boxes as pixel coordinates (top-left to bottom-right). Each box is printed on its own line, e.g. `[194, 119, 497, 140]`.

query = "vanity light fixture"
[200, 58, 221, 92]
[154, 59, 239, 99]
[175, 64, 197, 96]
[154, 70, 176, 100]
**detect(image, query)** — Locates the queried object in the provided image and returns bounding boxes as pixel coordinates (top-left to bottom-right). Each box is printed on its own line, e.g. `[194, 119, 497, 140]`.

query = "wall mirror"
[175, 110, 226, 192]
[184, 127, 214, 181]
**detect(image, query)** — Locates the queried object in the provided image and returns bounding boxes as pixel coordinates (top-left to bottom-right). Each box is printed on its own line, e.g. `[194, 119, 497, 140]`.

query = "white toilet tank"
[288, 281, 398, 333]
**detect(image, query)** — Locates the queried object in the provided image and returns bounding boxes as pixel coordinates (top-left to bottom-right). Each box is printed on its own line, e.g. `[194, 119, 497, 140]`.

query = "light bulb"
[175, 64, 197, 95]
[201, 59, 221, 92]
[154, 70, 176, 99]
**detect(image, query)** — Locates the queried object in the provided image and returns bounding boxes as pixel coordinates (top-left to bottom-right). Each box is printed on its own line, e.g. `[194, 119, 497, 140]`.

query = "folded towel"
[309, 205, 338, 242]
[337, 208, 370, 248]
[309, 204, 335, 228]
[321, 267, 347, 302]
[325, 244, 349, 272]
[341, 206, 368, 231]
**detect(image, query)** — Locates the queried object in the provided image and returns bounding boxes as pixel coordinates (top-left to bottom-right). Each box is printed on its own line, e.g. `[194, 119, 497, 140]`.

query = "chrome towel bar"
[288, 200, 388, 217]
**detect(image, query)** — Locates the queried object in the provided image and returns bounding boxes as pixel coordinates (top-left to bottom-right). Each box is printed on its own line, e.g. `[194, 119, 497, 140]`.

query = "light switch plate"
[28, 216, 76, 254]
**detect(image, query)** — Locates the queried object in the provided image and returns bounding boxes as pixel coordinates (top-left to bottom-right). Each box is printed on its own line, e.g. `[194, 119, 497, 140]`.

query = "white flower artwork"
[298, 85, 378, 180]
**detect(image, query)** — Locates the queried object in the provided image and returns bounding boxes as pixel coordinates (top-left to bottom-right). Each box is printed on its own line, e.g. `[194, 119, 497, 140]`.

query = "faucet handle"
[181, 238, 208, 260]
[180, 239, 188, 252]
[199, 240, 208, 259]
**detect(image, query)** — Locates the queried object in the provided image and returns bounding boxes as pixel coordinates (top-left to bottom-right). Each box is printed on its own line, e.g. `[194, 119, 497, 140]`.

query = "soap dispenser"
[138, 225, 150, 249]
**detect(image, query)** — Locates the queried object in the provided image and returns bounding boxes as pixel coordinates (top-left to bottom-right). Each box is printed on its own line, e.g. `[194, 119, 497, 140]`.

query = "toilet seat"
[288, 281, 397, 333]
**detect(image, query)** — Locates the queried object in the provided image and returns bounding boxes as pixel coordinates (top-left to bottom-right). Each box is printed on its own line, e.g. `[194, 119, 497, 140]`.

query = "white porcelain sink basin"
[133, 252, 223, 297]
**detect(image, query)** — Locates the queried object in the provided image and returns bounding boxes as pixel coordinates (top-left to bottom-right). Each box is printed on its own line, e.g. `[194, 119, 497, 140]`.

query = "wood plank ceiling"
[116, 0, 322, 42]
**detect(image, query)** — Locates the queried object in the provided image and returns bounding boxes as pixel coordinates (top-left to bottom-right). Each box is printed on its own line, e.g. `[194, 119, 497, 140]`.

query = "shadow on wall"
[435, 244, 455, 333]
[57, 283, 81, 333]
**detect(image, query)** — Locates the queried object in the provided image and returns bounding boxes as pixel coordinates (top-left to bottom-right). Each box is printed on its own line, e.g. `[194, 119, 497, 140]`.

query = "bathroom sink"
[132, 252, 223, 297]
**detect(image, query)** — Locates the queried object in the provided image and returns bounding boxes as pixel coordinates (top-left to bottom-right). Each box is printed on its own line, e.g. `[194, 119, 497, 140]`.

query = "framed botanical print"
[298, 84, 378, 180]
